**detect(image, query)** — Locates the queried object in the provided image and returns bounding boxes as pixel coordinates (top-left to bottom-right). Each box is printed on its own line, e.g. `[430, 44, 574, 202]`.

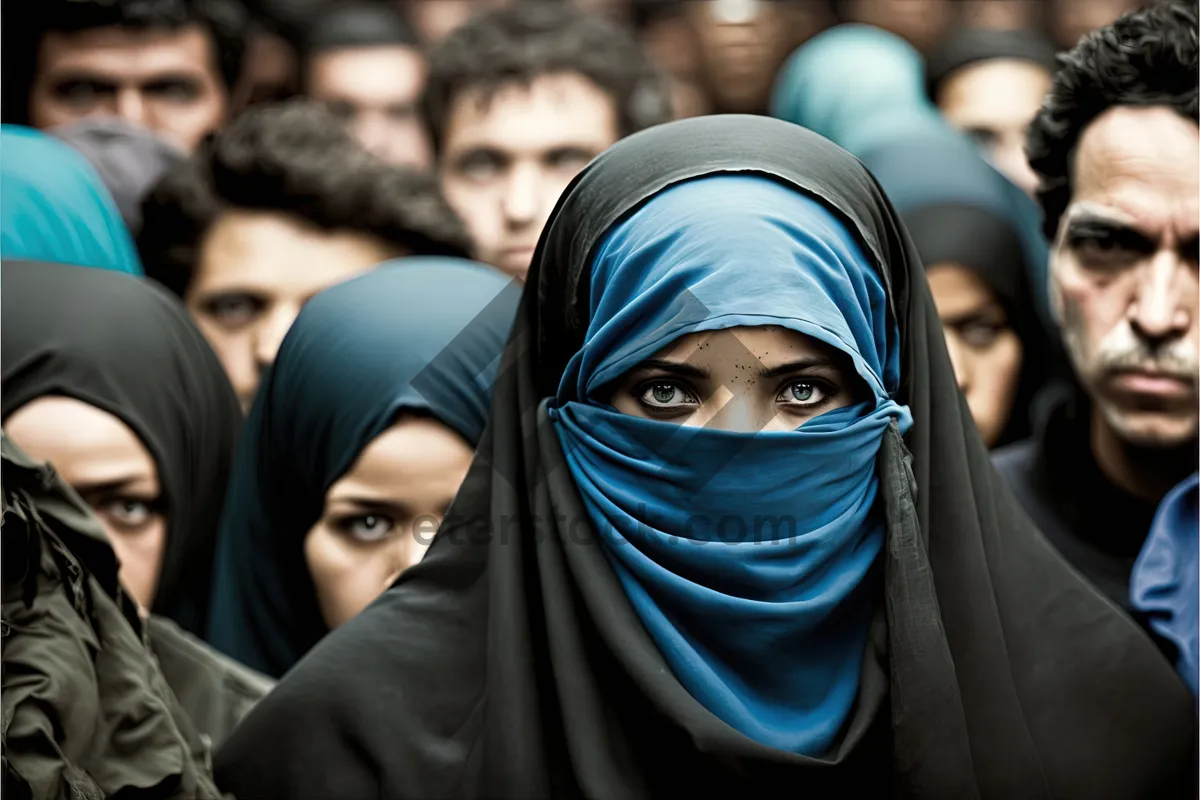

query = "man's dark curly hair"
[421, 0, 673, 156]
[138, 100, 473, 298]
[1026, 0, 1199, 241]
[1, 0, 248, 125]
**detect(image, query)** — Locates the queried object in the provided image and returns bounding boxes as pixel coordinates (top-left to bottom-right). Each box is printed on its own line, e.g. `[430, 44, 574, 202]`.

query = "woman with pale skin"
[206, 258, 520, 678]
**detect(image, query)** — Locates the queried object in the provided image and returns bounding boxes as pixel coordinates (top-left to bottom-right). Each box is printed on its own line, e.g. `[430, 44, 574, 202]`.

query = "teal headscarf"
[771, 24, 1056, 346]
[770, 25, 938, 158]
[1, 125, 143, 275]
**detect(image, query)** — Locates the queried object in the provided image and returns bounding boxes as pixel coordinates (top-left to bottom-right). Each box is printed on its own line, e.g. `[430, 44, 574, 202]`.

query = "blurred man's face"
[1051, 106, 1199, 448]
[233, 32, 297, 109]
[938, 59, 1051, 197]
[843, 0, 955, 52]
[1049, 0, 1138, 49]
[30, 25, 228, 152]
[187, 210, 402, 410]
[308, 46, 432, 169]
[960, 0, 1041, 31]
[685, 0, 829, 114]
[438, 73, 620, 280]
[641, 9, 714, 119]
[406, 0, 512, 45]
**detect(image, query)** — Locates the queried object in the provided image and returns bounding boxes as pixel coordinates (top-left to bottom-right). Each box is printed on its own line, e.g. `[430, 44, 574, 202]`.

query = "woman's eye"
[202, 294, 264, 330]
[338, 514, 396, 543]
[780, 380, 830, 407]
[959, 321, 1006, 349]
[97, 498, 154, 530]
[637, 381, 698, 408]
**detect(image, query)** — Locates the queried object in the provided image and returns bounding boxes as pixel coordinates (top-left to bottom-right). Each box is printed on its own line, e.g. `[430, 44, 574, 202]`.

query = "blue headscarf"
[549, 174, 911, 756]
[1, 125, 143, 275]
[770, 24, 1056, 360]
[207, 258, 521, 677]
[1131, 473, 1199, 695]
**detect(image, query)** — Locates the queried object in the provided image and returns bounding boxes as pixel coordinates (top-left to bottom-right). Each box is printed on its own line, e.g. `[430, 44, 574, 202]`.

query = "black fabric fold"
[215, 115, 1196, 799]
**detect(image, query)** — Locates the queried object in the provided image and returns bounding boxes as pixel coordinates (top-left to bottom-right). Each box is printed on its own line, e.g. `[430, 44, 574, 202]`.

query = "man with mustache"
[995, 0, 1198, 658]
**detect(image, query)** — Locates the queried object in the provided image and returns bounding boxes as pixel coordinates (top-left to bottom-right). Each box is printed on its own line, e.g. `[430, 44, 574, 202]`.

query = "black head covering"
[300, 2, 419, 55]
[214, 116, 1195, 798]
[927, 27, 1059, 102]
[1, 261, 241, 637]
[902, 202, 1056, 446]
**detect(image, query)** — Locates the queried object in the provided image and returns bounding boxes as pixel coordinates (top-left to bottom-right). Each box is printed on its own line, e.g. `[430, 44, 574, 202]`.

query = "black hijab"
[901, 201, 1058, 446]
[1, 260, 242, 637]
[926, 27, 1059, 103]
[215, 117, 1195, 799]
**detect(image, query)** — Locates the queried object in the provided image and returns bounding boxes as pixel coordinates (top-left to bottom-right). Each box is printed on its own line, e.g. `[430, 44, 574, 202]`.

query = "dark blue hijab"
[551, 174, 911, 755]
[207, 259, 521, 677]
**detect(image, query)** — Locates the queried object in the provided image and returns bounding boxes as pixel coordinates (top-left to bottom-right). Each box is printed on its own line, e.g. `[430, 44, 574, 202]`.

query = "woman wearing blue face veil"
[215, 116, 1195, 798]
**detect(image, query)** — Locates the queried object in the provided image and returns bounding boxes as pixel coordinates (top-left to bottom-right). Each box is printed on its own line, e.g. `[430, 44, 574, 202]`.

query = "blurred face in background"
[405, 0, 513, 45]
[187, 210, 402, 410]
[1051, 106, 1199, 449]
[842, 0, 955, 53]
[927, 264, 1024, 446]
[30, 25, 228, 152]
[7, 397, 165, 613]
[684, 0, 830, 114]
[304, 415, 474, 629]
[307, 45, 432, 169]
[438, 73, 620, 280]
[573, 0, 634, 25]
[641, 9, 714, 119]
[937, 59, 1051, 197]
[233, 31, 297, 109]
[959, 0, 1041, 31]
[1048, 0, 1137, 49]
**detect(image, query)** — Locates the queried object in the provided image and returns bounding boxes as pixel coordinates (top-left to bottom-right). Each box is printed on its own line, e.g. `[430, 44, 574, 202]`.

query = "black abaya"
[215, 116, 1195, 799]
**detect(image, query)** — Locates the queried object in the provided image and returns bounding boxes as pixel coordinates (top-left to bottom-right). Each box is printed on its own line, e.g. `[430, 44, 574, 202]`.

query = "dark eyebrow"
[49, 72, 118, 84]
[332, 498, 415, 518]
[941, 307, 1008, 328]
[72, 478, 151, 497]
[142, 74, 204, 88]
[632, 359, 710, 380]
[758, 357, 837, 380]
[450, 146, 509, 166]
[1064, 214, 1157, 253]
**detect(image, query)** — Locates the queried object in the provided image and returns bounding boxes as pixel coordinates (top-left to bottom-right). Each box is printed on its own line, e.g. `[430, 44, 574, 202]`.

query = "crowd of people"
[0, 0, 1196, 797]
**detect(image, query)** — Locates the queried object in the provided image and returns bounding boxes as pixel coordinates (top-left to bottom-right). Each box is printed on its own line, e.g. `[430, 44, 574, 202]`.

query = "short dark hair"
[2, 0, 248, 125]
[421, 0, 672, 155]
[1026, 0, 1199, 240]
[298, 2, 419, 94]
[138, 100, 473, 297]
